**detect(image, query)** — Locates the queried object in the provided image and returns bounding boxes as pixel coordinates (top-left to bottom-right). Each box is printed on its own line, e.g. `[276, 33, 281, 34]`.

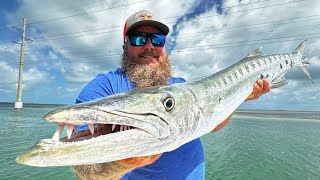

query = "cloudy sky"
[0, 0, 319, 111]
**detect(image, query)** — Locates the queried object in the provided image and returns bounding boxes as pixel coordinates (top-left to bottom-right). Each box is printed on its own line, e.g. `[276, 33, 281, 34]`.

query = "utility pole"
[15, 18, 26, 109]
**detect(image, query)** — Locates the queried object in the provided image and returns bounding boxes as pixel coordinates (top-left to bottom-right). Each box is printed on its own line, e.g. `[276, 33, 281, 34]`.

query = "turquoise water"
[1, 105, 320, 179]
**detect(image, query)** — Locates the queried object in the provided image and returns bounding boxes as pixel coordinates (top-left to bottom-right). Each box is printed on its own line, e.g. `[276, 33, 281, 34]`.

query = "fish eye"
[161, 93, 175, 111]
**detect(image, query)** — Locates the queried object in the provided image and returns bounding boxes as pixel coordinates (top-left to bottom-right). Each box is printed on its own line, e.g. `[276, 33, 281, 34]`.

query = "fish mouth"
[43, 106, 170, 143]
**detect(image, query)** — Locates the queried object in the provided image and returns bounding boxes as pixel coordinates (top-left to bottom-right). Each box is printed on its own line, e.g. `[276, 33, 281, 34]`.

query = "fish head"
[16, 84, 202, 166]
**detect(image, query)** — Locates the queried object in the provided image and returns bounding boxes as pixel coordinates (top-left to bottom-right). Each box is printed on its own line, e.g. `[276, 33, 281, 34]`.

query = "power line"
[174, 32, 320, 51]
[0, 0, 151, 31]
[5, 15, 319, 60]
[177, 15, 320, 38]
[0, 0, 307, 38]
[163, 0, 306, 25]
[29, 14, 320, 44]
[26, 0, 152, 25]
[26, 0, 272, 39]
[162, 0, 272, 21]
[1, 0, 318, 65]
[40, 23, 319, 54]
[173, 37, 317, 53]
[22, 0, 104, 21]
[26, 0, 308, 42]
[31, 29, 121, 40]
[5, 34, 319, 66]
[30, 16, 318, 45]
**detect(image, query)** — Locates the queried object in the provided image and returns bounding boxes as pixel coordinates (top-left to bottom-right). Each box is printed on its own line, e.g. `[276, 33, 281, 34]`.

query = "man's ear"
[123, 43, 128, 50]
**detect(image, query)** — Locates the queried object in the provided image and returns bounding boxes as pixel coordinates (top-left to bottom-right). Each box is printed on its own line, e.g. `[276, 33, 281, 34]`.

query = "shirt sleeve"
[76, 73, 115, 104]
[75, 72, 116, 131]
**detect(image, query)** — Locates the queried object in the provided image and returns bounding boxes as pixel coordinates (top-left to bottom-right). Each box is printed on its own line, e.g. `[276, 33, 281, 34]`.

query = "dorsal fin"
[246, 48, 264, 57]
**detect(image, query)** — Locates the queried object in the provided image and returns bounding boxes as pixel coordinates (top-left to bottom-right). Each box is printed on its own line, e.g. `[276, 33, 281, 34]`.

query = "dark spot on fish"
[223, 78, 227, 85]
[219, 97, 222, 104]
[233, 72, 238, 79]
[260, 74, 264, 79]
[244, 65, 250, 72]
[238, 68, 243, 75]
[280, 63, 283, 69]
[250, 62, 256, 69]
[290, 61, 295, 67]
[285, 60, 288, 64]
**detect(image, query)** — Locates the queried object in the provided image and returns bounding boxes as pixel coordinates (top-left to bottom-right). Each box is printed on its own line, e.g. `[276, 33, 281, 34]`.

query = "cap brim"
[125, 20, 169, 35]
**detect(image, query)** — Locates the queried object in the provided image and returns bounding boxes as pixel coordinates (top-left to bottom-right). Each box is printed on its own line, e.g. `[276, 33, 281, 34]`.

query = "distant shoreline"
[0, 102, 67, 108]
[0, 102, 319, 113]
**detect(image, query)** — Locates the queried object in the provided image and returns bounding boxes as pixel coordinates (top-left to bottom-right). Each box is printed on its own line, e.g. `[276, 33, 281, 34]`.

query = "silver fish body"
[16, 41, 312, 166]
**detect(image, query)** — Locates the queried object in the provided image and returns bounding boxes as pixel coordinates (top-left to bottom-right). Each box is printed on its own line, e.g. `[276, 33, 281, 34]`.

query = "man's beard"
[121, 50, 172, 88]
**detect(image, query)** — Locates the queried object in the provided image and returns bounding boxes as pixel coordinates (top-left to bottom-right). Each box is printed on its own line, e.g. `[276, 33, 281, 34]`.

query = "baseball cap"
[123, 10, 169, 43]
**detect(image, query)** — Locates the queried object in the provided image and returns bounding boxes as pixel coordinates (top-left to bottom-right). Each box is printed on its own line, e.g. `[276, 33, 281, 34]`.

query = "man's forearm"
[212, 113, 234, 132]
[73, 161, 132, 180]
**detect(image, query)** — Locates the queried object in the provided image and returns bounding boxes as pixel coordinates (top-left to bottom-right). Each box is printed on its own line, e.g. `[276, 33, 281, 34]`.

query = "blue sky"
[0, 0, 319, 111]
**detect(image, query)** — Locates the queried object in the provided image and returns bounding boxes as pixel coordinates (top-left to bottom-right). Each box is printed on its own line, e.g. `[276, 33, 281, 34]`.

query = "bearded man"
[72, 10, 270, 179]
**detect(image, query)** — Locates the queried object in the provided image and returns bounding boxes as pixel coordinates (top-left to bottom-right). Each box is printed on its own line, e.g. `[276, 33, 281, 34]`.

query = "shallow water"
[1, 105, 319, 179]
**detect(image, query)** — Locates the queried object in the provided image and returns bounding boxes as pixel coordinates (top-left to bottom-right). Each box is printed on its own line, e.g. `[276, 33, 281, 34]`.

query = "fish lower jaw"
[51, 123, 142, 143]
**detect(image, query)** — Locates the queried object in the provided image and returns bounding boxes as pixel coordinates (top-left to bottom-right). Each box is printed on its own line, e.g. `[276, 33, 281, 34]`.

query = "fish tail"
[293, 40, 314, 84]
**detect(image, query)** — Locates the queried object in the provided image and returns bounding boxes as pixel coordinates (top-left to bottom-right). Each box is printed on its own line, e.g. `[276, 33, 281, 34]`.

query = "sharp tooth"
[67, 124, 74, 139]
[120, 125, 124, 131]
[88, 124, 94, 135]
[52, 124, 64, 141]
[112, 124, 116, 131]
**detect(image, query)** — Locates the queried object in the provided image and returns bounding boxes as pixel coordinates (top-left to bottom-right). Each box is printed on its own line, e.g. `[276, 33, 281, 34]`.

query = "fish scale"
[16, 40, 313, 167]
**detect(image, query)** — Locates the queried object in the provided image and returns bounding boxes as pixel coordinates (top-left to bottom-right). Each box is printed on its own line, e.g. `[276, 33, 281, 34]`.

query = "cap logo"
[140, 15, 152, 20]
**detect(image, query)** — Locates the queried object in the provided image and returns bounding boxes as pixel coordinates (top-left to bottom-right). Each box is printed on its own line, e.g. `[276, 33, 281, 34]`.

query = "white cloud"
[170, 0, 320, 110]
[1, 0, 319, 109]
[60, 62, 102, 83]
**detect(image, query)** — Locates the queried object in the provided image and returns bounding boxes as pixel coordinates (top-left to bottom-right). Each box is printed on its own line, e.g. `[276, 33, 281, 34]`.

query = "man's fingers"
[253, 81, 263, 94]
[256, 80, 263, 89]
[262, 79, 271, 93]
[246, 79, 271, 101]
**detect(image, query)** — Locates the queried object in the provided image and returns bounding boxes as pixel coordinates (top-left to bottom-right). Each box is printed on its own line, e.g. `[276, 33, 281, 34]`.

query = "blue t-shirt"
[76, 68, 205, 179]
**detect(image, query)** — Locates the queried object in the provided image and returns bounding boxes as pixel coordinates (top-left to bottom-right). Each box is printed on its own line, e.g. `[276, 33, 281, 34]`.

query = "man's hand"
[73, 154, 162, 179]
[246, 79, 270, 101]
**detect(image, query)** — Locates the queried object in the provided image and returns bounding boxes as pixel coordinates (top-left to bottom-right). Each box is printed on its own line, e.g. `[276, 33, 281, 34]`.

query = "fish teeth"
[67, 124, 74, 139]
[88, 124, 94, 135]
[112, 124, 116, 131]
[51, 124, 64, 141]
[110, 124, 132, 132]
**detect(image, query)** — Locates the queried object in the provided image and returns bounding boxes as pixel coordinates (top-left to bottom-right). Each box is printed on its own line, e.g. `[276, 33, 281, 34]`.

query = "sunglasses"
[126, 32, 166, 47]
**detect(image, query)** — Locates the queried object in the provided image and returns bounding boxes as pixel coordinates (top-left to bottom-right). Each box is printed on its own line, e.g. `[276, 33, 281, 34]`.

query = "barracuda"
[16, 41, 313, 167]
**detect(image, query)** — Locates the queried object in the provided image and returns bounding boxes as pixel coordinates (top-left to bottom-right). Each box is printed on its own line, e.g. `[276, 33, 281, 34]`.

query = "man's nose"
[143, 37, 154, 49]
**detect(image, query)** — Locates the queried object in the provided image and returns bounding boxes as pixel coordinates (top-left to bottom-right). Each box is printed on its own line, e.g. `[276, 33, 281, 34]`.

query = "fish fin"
[293, 40, 314, 84]
[270, 74, 288, 89]
[292, 40, 306, 56]
[246, 48, 264, 57]
[298, 65, 314, 84]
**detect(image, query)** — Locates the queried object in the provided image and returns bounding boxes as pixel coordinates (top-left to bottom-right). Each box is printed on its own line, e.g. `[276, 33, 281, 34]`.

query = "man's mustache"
[139, 50, 159, 57]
